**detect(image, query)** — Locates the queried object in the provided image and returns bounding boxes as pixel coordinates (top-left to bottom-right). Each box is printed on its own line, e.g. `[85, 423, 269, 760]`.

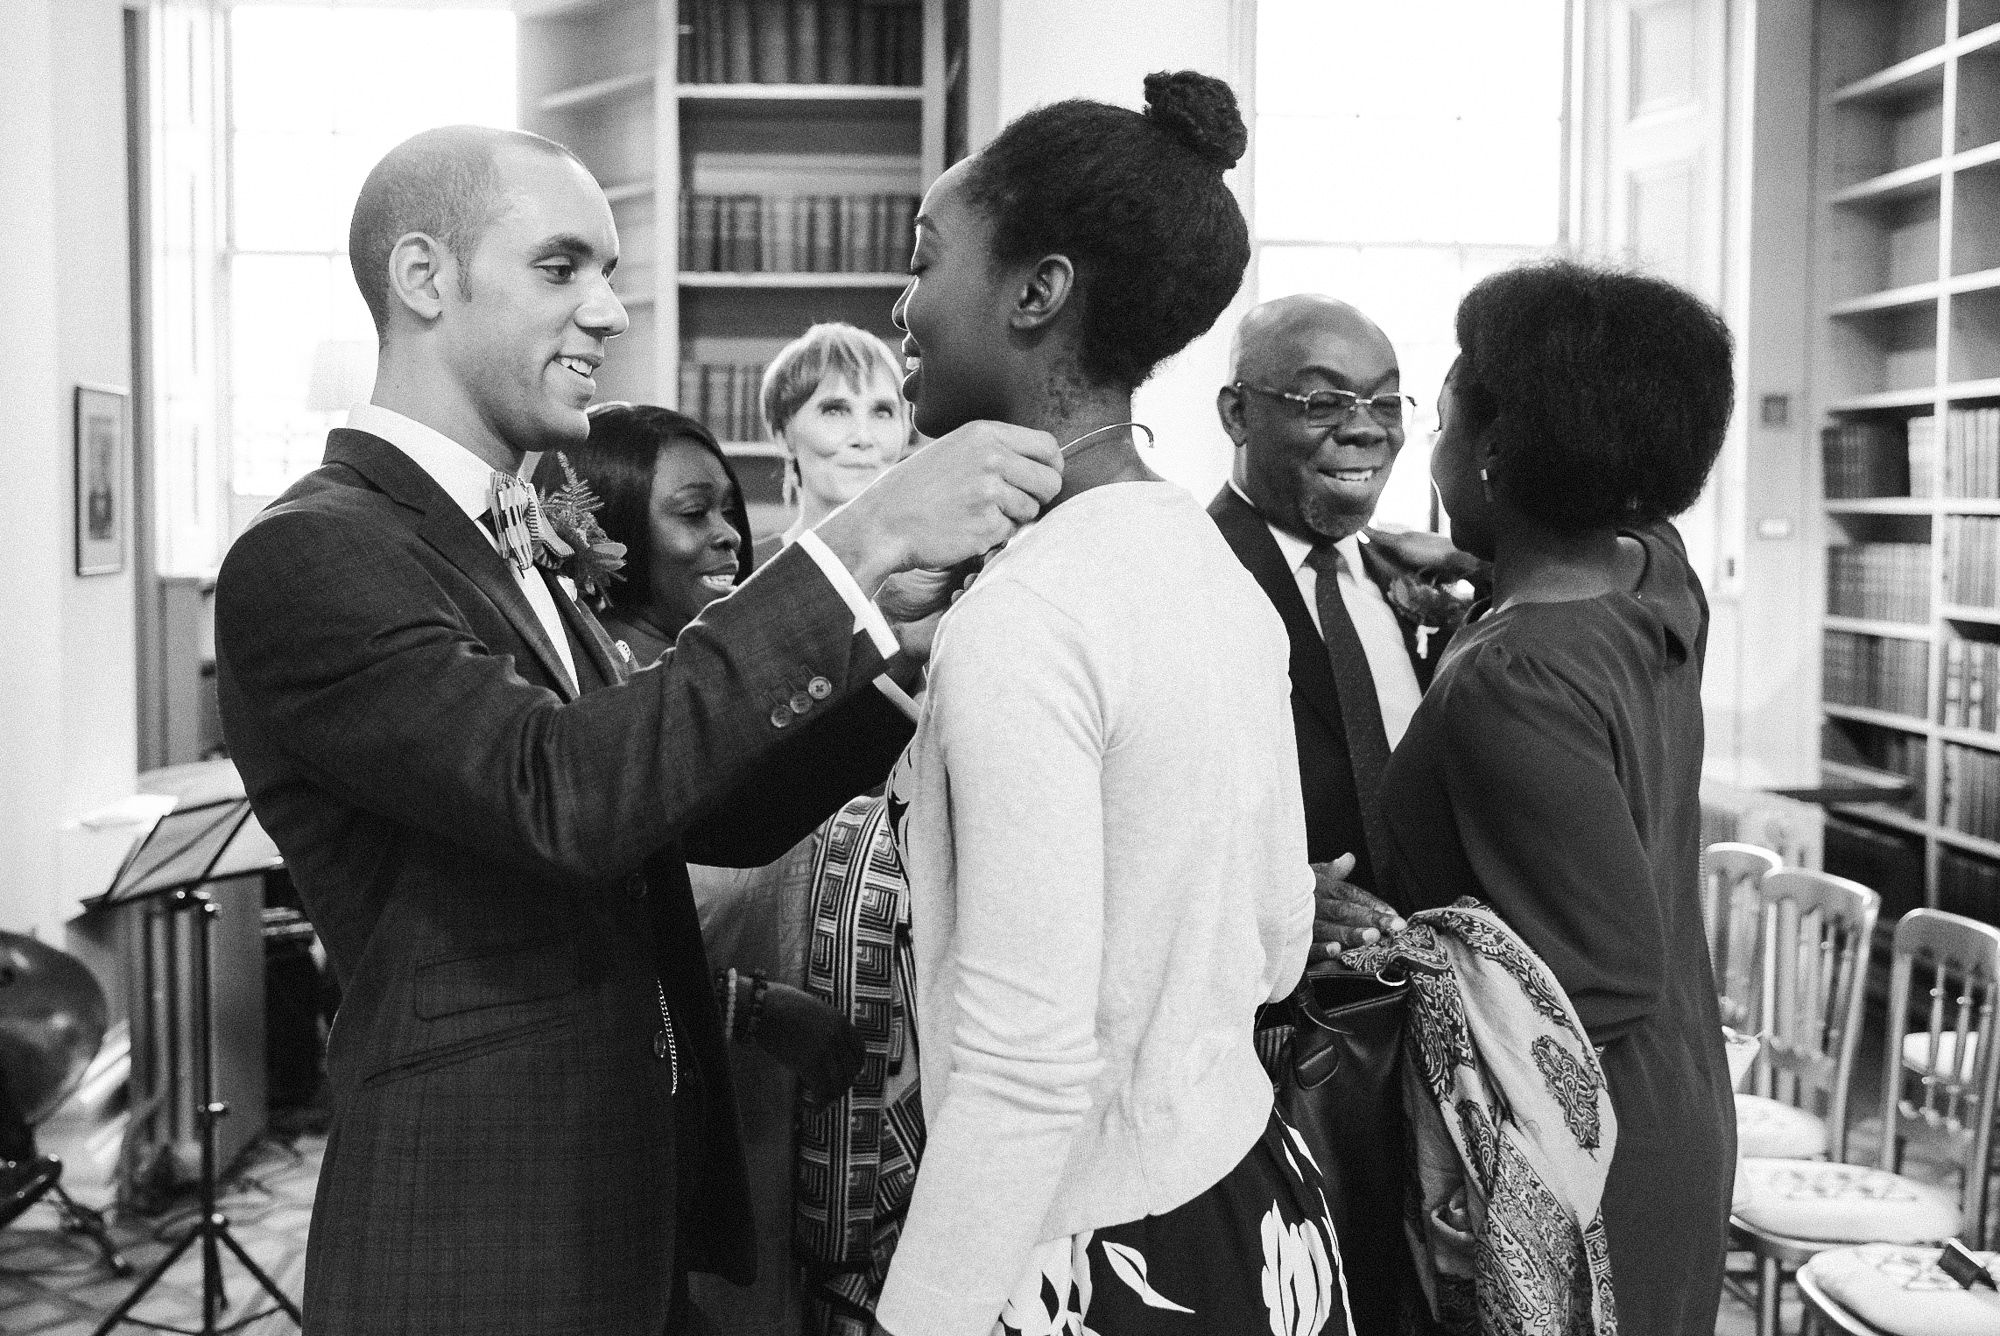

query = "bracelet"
[746, 974, 770, 1040]
[723, 967, 740, 1042]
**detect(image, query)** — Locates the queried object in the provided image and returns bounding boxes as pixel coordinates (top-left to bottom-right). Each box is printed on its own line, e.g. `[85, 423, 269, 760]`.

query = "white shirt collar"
[345, 403, 541, 523]
[1226, 480, 1365, 579]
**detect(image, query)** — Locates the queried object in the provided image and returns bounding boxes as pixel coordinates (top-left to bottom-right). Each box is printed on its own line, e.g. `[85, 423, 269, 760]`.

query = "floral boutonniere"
[532, 453, 627, 603]
[1364, 526, 1483, 660]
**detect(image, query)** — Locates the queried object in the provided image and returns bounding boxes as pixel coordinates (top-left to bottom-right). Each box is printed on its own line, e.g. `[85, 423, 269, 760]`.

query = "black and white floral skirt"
[994, 1111, 1353, 1336]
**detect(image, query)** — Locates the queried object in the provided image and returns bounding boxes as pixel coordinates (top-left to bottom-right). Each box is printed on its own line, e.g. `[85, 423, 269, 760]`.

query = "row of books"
[1944, 516, 2000, 609]
[1943, 743, 2000, 842]
[678, 361, 769, 444]
[678, 0, 922, 86]
[679, 193, 918, 275]
[1824, 631, 1930, 718]
[1827, 543, 1932, 623]
[1940, 848, 2000, 926]
[1821, 410, 2000, 499]
[1940, 408, 2000, 499]
[1823, 419, 1919, 498]
[1944, 640, 2000, 733]
[1823, 721, 1927, 790]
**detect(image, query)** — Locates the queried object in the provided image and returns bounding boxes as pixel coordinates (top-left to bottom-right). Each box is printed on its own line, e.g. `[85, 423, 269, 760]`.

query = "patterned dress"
[993, 1111, 1350, 1336]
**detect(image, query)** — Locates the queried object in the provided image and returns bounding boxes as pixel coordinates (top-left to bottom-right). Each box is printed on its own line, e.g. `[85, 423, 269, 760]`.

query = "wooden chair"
[1742, 869, 1881, 1161]
[1733, 909, 2000, 1336]
[1706, 841, 1785, 1033]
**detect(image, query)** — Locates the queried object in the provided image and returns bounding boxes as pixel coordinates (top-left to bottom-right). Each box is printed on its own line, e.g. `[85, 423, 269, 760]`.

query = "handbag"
[1270, 964, 1422, 1335]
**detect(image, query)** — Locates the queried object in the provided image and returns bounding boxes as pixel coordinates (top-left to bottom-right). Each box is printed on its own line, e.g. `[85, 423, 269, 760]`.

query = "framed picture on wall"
[75, 384, 129, 577]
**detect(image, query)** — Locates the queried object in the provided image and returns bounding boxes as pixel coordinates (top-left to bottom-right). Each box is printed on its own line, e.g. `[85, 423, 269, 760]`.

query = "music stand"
[85, 796, 300, 1334]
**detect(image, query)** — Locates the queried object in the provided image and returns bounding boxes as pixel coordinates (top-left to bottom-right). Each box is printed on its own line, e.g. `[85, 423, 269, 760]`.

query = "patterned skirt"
[995, 1111, 1354, 1336]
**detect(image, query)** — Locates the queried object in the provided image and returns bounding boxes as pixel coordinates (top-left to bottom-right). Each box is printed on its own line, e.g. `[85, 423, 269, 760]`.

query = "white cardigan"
[876, 480, 1314, 1336]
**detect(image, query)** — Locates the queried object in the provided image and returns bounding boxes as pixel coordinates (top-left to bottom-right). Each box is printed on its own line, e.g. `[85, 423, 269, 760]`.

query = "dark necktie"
[1305, 542, 1393, 880]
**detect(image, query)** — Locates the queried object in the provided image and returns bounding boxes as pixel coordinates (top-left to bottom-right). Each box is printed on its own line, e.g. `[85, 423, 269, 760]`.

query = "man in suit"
[1211, 294, 1470, 1336]
[214, 126, 1059, 1336]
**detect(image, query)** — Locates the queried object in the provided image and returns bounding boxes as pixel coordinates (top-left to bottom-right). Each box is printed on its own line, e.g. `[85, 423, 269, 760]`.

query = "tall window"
[1254, 0, 1567, 529]
[224, 4, 514, 541]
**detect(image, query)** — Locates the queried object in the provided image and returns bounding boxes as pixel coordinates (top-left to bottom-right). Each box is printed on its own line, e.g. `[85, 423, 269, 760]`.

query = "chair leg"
[1759, 1254, 1782, 1336]
[48, 1183, 128, 1274]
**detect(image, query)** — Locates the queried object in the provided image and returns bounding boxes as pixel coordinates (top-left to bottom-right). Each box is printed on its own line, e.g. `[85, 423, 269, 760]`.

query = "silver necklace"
[1059, 420, 1156, 460]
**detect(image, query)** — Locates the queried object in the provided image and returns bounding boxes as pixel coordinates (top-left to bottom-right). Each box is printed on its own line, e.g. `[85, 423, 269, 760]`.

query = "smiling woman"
[540, 402, 754, 664]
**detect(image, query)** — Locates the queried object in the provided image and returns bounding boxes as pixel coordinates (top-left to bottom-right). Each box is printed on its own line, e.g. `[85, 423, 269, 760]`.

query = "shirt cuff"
[874, 673, 921, 722]
[795, 528, 900, 660]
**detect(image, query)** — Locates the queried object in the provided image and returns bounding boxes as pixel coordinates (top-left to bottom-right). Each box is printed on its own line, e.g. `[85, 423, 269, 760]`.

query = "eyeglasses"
[1235, 382, 1417, 430]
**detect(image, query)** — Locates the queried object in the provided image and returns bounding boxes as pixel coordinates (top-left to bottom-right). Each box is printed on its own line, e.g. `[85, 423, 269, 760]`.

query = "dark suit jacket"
[215, 429, 913, 1335]
[1207, 485, 1447, 901]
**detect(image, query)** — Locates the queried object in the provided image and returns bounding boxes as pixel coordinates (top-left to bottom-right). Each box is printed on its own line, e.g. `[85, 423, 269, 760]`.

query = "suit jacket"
[1210, 484, 1452, 1336]
[215, 429, 913, 1336]
[1207, 485, 1448, 900]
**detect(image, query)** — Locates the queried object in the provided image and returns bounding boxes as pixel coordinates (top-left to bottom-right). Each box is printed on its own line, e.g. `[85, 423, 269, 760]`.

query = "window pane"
[1253, 0, 1566, 530]
[226, 4, 514, 515]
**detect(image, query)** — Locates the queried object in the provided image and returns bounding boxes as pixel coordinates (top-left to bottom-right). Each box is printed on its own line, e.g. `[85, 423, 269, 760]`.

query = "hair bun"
[1142, 70, 1247, 171]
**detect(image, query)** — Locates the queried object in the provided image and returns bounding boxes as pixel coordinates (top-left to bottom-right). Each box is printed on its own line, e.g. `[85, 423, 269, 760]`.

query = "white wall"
[0, 0, 140, 935]
[970, 0, 1256, 502]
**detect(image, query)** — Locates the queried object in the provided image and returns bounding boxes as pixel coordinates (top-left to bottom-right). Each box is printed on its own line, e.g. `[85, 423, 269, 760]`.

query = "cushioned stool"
[1735, 1159, 1962, 1244]
[1800, 1244, 2000, 1336]
[1736, 1092, 1831, 1159]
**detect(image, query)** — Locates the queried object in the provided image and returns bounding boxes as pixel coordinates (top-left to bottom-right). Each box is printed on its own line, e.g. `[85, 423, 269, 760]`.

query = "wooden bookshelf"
[518, 0, 967, 533]
[1815, 0, 2000, 925]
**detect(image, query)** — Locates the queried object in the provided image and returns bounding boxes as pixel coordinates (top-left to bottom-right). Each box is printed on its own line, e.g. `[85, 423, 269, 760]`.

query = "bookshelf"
[518, 0, 968, 534]
[1814, 0, 2000, 928]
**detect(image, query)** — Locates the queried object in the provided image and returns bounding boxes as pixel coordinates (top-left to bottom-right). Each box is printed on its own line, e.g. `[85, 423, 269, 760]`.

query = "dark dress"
[1375, 522, 1734, 1336]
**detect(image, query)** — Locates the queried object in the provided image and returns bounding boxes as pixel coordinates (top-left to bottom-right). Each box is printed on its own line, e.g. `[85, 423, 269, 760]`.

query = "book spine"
[823, 0, 854, 84]
[896, 0, 922, 84]
[755, 0, 789, 82]
[679, 361, 702, 418]
[727, 0, 756, 82]
[810, 194, 837, 272]
[790, 0, 821, 82]
[703, 0, 728, 83]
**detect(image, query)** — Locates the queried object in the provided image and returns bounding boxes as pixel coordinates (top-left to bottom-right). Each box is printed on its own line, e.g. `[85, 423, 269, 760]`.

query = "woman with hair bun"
[1379, 259, 1737, 1335]
[875, 73, 1346, 1336]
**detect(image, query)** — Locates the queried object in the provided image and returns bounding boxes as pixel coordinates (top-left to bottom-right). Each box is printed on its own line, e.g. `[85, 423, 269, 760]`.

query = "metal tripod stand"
[92, 887, 302, 1335]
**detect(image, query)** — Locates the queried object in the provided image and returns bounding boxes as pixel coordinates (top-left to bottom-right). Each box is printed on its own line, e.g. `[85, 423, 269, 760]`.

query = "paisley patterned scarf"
[1341, 899, 1619, 1336]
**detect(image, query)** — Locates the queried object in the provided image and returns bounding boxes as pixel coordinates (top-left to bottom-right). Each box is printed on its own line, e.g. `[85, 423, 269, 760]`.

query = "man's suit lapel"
[550, 583, 629, 689]
[1208, 486, 1345, 736]
[324, 429, 582, 702]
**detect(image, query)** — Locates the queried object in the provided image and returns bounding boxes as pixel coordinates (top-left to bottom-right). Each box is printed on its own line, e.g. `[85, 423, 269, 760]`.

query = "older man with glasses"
[1209, 292, 1471, 1336]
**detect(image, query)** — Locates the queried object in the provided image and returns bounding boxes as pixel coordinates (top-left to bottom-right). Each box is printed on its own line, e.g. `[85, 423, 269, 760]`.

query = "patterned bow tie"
[487, 470, 543, 575]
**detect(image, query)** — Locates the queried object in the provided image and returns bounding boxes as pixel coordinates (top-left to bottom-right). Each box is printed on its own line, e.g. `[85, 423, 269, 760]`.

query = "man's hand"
[1309, 853, 1405, 971]
[750, 982, 865, 1107]
[878, 562, 978, 666]
[815, 421, 1061, 594]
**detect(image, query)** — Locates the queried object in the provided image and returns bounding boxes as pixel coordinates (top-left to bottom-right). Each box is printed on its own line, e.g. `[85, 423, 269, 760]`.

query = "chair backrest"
[1881, 908, 2000, 1247]
[1704, 841, 1784, 1033]
[1754, 868, 1880, 1156]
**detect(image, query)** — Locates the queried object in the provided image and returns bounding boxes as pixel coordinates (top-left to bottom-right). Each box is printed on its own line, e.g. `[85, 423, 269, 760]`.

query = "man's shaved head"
[1218, 293, 1406, 543]
[1228, 294, 1394, 387]
[348, 125, 584, 340]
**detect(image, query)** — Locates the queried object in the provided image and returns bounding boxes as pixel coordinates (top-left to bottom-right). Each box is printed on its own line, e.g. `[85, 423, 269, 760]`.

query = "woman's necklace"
[1059, 420, 1156, 461]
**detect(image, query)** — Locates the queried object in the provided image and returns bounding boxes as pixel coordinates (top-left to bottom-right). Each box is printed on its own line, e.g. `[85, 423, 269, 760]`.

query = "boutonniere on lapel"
[1362, 526, 1484, 660]
[532, 453, 627, 603]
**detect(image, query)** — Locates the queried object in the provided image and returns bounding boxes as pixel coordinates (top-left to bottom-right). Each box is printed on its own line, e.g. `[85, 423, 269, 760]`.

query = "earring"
[1480, 467, 1494, 502]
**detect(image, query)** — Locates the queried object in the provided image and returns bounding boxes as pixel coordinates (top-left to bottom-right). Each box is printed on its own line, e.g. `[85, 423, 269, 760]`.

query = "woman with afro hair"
[1378, 259, 1738, 1335]
[874, 72, 1348, 1336]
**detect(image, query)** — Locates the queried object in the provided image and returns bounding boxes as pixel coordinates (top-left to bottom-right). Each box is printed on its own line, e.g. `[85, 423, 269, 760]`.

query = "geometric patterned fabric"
[795, 794, 923, 1332]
